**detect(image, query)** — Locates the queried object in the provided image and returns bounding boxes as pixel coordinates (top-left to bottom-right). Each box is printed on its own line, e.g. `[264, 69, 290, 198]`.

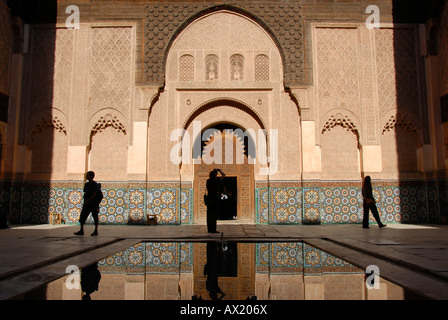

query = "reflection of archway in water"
[193, 123, 255, 224]
[194, 242, 255, 300]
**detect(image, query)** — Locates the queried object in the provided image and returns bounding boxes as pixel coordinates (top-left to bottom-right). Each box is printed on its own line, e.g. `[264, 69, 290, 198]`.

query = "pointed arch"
[162, 5, 286, 85]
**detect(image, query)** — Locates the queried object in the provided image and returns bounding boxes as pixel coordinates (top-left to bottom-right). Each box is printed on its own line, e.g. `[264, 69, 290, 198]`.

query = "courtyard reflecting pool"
[20, 241, 426, 300]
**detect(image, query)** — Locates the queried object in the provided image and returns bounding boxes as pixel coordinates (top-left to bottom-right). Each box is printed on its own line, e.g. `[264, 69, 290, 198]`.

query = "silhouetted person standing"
[206, 169, 225, 233]
[75, 171, 102, 236]
[362, 176, 386, 229]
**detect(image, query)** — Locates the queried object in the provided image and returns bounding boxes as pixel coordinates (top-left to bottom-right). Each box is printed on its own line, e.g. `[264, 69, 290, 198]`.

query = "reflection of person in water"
[204, 242, 225, 300]
[81, 263, 102, 300]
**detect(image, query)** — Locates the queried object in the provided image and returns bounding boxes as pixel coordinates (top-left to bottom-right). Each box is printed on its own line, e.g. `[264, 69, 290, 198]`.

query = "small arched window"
[179, 54, 195, 81]
[205, 54, 219, 81]
[230, 54, 244, 81]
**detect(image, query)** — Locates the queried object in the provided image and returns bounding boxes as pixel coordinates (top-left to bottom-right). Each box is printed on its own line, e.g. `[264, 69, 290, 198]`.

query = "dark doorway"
[216, 241, 238, 277]
[218, 177, 237, 220]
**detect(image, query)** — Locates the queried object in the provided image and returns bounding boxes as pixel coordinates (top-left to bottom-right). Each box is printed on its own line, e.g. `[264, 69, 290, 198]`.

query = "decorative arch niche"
[88, 113, 128, 179]
[320, 112, 361, 176]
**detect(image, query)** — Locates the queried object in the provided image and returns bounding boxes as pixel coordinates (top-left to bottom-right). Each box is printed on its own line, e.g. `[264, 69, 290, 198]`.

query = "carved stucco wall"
[439, 1, 448, 97]
[5, 1, 444, 225]
[87, 26, 133, 180]
[27, 28, 74, 120]
[375, 27, 425, 175]
[25, 27, 74, 178]
[23, 24, 134, 180]
[21, 2, 431, 182]
[315, 27, 361, 125]
[144, 2, 304, 87]
[156, 10, 299, 182]
[375, 28, 422, 125]
[439, 1, 448, 164]
[88, 27, 132, 124]
[314, 27, 362, 179]
[312, 23, 427, 177]
[0, 0, 12, 96]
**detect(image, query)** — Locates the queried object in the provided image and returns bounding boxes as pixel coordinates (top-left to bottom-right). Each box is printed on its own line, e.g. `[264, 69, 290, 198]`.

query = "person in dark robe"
[362, 175, 386, 229]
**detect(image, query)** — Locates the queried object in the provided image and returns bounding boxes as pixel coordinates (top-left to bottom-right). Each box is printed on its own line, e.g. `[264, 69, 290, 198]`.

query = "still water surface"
[22, 241, 426, 300]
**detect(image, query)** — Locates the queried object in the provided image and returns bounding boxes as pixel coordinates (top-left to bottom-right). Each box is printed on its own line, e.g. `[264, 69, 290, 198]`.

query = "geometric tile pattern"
[302, 187, 321, 224]
[256, 182, 441, 225]
[255, 188, 269, 224]
[2, 182, 193, 225]
[302, 243, 361, 275]
[0, 179, 444, 225]
[128, 189, 146, 224]
[376, 186, 426, 224]
[98, 242, 359, 276]
[320, 187, 363, 224]
[180, 188, 193, 224]
[255, 242, 361, 275]
[98, 242, 193, 274]
[147, 188, 178, 224]
[270, 188, 302, 224]
[99, 188, 127, 224]
[256, 187, 303, 224]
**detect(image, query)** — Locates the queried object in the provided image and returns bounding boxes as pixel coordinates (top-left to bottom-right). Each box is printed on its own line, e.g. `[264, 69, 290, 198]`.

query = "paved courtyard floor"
[1, 222, 448, 300]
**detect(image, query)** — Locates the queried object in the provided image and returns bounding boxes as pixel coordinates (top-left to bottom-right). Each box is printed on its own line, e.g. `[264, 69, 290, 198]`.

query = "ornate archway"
[193, 122, 256, 224]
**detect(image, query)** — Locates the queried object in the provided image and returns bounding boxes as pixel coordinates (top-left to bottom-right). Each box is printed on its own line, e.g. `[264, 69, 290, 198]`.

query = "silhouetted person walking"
[74, 171, 103, 236]
[205, 169, 225, 233]
[362, 176, 386, 229]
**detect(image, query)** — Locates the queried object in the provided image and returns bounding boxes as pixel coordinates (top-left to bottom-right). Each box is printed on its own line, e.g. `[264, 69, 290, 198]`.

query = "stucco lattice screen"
[144, 2, 304, 86]
[89, 27, 133, 115]
[255, 54, 269, 81]
[179, 54, 195, 81]
[0, 0, 12, 95]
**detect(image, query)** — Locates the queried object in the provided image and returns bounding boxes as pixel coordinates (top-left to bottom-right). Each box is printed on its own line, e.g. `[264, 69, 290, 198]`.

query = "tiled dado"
[98, 241, 360, 276]
[1, 181, 193, 225]
[0, 179, 443, 225]
[256, 180, 442, 225]
[255, 181, 303, 224]
[98, 242, 193, 274]
[255, 242, 361, 274]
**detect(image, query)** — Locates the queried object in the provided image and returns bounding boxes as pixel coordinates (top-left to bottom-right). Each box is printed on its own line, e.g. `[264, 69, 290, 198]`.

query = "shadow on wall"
[391, 0, 446, 224]
[1, 0, 57, 224]
[1, 1, 447, 226]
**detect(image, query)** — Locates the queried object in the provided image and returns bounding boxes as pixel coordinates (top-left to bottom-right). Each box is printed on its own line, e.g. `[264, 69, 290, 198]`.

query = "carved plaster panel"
[145, 2, 304, 86]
